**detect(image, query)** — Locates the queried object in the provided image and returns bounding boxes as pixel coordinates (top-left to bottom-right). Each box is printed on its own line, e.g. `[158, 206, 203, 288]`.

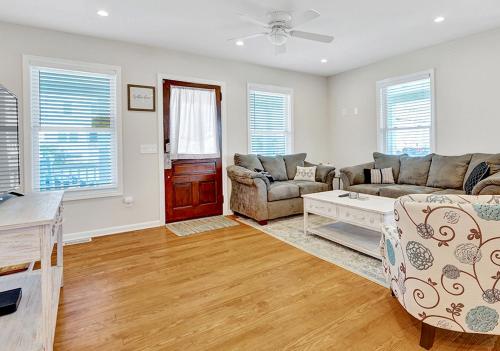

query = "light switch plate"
[140, 144, 158, 154]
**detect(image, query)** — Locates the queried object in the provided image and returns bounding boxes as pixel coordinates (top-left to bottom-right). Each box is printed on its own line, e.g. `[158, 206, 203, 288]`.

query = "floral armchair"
[380, 194, 500, 349]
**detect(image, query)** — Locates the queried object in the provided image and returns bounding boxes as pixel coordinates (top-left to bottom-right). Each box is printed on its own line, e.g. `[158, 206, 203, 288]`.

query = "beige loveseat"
[227, 153, 335, 224]
[340, 152, 500, 198]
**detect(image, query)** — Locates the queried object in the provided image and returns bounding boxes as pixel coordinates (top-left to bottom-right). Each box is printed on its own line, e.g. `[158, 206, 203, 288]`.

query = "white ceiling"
[2, 0, 500, 76]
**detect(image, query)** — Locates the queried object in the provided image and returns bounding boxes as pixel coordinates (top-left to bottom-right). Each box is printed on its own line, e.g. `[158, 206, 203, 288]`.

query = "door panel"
[164, 80, 223, 223]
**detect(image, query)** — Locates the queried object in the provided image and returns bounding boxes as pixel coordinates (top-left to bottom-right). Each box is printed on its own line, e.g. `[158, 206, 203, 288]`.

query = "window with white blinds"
[377, 71, 434, 157]
[248, 84, 293, 156]
[28, 59, 121, 198]
[0, 86, 20, 193]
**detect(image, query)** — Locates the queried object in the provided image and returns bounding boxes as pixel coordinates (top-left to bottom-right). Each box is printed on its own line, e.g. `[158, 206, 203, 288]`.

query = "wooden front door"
[163, 80, 223, 223]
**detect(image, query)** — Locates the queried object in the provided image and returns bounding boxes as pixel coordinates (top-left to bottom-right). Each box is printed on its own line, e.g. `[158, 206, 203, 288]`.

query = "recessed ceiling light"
[320, 58, 328, 63]
[235, 40, 244, 46]
[97, 10, 109, 17]
[434, 16, 445, 23]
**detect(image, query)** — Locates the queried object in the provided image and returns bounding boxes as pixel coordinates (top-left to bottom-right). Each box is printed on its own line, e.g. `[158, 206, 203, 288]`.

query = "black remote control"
[338, 193, 350, 198]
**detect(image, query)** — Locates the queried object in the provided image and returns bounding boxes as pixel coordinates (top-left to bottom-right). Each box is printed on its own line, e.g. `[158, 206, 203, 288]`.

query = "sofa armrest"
[304, 161, 335, 186]
[339, 162, 374, 188]
[227, 165, 270, 187]
[472, 172, 500, 195]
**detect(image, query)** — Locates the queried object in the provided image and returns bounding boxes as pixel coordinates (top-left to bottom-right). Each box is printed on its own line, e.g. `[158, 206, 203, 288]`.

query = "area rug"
[236, 215, 387, 287]
[166, 216, 239, 236]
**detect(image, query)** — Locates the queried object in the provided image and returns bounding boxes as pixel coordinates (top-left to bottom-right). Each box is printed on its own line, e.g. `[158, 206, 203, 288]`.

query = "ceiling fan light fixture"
[268, 28, 288, 46]
[320, 58, 328, 63]
[235, 40, 244, 46]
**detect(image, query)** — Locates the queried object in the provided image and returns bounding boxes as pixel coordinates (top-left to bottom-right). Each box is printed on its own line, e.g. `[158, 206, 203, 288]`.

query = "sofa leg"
[257, 220, 268, 226]
[420, 323, 436, 350]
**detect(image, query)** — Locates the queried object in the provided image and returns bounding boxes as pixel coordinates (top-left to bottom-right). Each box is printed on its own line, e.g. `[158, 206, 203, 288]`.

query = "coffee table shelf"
[303, 190, 395, 259]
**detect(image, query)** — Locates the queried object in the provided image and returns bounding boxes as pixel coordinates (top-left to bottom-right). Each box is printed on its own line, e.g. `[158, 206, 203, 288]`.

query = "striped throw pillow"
[370, 168, 395, 184]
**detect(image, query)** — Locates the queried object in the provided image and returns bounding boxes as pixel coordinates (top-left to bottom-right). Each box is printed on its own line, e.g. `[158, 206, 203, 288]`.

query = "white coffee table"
[302, 190, 395, 259]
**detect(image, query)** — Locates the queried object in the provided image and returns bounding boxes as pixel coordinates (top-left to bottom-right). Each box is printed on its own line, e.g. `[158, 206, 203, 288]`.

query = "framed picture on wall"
[127, 84, 156, 111]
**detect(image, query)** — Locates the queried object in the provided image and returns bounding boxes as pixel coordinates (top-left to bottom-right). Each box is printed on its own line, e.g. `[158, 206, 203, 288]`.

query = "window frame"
[247, 83, 294, 155]
[22, 55, 123, 201]
[376, 69, 436, 156]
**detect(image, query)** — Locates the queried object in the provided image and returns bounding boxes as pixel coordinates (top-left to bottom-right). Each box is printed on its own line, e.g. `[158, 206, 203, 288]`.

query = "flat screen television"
[0, 85, 21, 204]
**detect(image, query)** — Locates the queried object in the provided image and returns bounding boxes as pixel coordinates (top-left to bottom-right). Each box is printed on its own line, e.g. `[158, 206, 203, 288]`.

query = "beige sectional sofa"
[340, 152, 500, 198]
[227, 153, 335, 224]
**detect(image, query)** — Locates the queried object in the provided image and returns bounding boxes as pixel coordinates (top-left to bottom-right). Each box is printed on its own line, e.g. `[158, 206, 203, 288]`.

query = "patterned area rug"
[236, 215, 387, 287]
[166, 216, 239, 236]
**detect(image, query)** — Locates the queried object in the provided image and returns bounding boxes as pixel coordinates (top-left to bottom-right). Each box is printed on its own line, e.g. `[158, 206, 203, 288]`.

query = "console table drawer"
[0, 228, 40, 266]
[337, 207, 382, 230]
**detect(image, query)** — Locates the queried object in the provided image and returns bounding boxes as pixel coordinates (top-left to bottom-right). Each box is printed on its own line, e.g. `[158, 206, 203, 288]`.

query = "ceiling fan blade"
[227, 33, 267, 42]
[289, 9, 320, 28]
[275, 44, 287, 55]
[238, 13, 270, 28]
[289, 30, 334, 43]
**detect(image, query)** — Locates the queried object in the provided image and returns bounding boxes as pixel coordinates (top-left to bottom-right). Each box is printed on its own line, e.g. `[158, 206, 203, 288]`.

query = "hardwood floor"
[54, 220, 500, 350]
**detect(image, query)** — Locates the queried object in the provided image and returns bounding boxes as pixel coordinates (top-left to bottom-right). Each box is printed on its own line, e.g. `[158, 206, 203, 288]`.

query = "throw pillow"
[294, 166, 316, 182]
[258, 155, 288, 181]
[464, 162, 490, 195]
[426, 154, 472, 189]
[364, 168, 394, 184]
[283, 153, 307, 179]
[234, 153, 263, 171]
[398, 154, 433, 186]
[464, 153, 500, 186]
[363, 168, 372, 183]
[373, 152, 406, 182]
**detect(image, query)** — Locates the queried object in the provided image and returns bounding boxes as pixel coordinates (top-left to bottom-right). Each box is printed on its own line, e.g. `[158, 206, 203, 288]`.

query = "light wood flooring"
[53, 220, 500, 350]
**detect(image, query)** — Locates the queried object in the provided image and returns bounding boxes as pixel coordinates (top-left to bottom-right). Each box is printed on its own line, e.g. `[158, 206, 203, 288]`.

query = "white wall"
[328, 27, 500, 169]
[0, 22, 329, 238]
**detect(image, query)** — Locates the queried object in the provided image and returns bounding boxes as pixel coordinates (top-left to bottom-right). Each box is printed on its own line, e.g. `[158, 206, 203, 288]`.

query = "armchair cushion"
[234, 153, 263, 171]
[258, 155, 288, 181]
[398, 154, 433, 186]
[426, 154, 472, 189]
[283, 153, 307, 179]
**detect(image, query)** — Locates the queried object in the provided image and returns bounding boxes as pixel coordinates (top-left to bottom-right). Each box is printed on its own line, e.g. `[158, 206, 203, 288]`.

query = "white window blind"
[30, 65, 119, 194]
[248, 85, 292, 156]
[0, 86, 20, 193]
[378, 71, 434, 156]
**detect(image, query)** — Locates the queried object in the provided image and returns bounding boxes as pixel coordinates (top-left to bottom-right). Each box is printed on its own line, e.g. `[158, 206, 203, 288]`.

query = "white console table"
[0, 191, 64, 351]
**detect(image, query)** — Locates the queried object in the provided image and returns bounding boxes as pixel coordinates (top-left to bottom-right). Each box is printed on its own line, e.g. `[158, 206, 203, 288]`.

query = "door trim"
[156, 73, 229, 224]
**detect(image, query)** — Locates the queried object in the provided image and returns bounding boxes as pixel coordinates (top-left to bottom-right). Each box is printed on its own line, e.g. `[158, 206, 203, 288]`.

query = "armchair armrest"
[227, 165, 270, 187]
[472, 171, 500, 195]
[339, 162, 374, 188]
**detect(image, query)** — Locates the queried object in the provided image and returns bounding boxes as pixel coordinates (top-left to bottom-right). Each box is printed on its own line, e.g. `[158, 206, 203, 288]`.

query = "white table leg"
[57, 221, 63, 287]
[304, 210, 309, 235]
[40, 225, 53, 351]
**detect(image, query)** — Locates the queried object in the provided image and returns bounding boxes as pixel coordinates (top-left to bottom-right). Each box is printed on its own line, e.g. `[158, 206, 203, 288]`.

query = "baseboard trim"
[64, 220, 163, 244]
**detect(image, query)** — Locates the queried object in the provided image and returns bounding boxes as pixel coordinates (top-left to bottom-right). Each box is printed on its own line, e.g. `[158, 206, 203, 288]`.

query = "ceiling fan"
[230, 9, 334, 54]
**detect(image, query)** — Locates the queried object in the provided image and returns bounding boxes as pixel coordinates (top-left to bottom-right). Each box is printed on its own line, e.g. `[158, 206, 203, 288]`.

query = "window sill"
[37, 187, 123, 202]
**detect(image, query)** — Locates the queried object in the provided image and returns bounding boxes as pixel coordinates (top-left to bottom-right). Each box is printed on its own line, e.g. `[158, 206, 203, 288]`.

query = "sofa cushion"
[234, 153, 262, 171]
[290, 180, 329, 195]
[398, 154, 433, 186]
[283, 153, 307, 179]
[431, 189, 466, 195]
[373, 152, 405, 181]
[347, 184, 394, 196]
[267, 181, 300, 201]
[379, 185, 440, 198]
[258, 155, 288, 181]
[426, 154, 472, 189]
[464, 153, 500, 189]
